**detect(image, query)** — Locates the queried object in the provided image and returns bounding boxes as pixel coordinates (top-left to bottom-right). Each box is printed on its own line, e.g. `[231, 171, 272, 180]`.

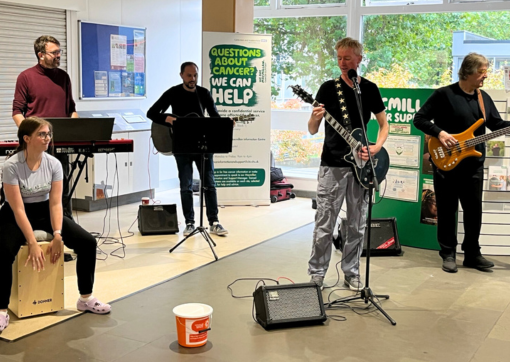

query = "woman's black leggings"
[0, 201, 97, 309]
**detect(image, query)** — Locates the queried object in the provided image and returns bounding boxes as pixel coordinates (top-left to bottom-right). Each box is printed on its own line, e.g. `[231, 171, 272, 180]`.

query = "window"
[271, 130, 324, 169]
[364, 0, 441, 6]
[255, 0, 270, 6]
[282, 0, 345, 5]
[450, 0, 510, 3]
[254, 16, 347, 109]
[362, 12, 510, 89]
[255, 16, 346, 171]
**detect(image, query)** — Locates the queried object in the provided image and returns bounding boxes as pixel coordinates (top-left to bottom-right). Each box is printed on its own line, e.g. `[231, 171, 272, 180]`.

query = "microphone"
[347, 69, 358, 83]
[347, 69, 361, 94]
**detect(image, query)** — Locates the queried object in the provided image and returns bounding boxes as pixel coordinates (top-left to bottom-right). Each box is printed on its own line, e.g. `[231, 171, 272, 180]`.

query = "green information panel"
[367, 88, 439, 250]
[215, 168, 265, 187]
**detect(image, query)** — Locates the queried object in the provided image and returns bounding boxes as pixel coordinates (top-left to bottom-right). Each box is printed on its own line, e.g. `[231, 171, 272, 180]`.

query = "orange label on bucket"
[176, 316, 210, 347]
[192, 319, 209, 332]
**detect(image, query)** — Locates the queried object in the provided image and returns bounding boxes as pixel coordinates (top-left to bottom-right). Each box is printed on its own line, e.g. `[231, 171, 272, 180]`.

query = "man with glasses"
[414, 52, 510, 273]
[12, 35, 78, 218]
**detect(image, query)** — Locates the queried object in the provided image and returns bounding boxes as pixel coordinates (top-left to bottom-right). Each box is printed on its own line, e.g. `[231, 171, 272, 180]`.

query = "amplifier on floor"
[253, 282, 327, 330]
[138, 204, 179, 235]
[362, 217, 402, 256]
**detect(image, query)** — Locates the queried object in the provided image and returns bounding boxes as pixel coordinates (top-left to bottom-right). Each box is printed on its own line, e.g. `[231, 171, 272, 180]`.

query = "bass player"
[308, 37, 388, 291]
[414, 52, 510, 273]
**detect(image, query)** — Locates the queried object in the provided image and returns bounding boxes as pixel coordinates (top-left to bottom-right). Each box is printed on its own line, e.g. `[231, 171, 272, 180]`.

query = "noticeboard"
[79, 21, 146, 99]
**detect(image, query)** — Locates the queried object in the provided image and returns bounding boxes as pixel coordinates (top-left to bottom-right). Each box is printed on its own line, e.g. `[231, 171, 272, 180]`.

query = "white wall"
[3, 0, 202, 187]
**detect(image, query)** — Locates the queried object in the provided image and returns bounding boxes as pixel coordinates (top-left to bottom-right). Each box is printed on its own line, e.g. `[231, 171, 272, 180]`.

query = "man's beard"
[44, 58, 60, 69]
[185, 81, 196, 89]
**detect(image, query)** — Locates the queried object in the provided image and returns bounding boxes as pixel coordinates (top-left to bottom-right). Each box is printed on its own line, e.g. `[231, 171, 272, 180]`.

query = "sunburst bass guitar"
[290, 85, 389, 189]
[428, 118, 510, 171]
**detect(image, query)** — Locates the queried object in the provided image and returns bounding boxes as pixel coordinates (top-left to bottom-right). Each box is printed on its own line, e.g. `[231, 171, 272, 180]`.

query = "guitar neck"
[468, 125, 510, 147]
[311, 100, 358, 148]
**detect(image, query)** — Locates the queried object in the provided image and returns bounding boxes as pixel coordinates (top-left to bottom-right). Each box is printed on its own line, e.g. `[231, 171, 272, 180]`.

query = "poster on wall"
[385, 135, 421, 168]
[79, 21, 146, 99]
[381, 167, 419, 202]
[202, 32, 272, 206]
[487, 139, 506, 157]
[420, 179, 437, 225]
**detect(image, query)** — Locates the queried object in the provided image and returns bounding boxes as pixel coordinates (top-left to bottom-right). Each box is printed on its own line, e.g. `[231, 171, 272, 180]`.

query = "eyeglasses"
[44, 49, 63, 56]
[477, 68, 488, 74]
[37, 132, 53, 139]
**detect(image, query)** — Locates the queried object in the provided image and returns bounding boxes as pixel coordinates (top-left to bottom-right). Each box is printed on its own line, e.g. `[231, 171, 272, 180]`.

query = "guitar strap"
[334, 77, 353, 132]
[476, 89, 486, 121]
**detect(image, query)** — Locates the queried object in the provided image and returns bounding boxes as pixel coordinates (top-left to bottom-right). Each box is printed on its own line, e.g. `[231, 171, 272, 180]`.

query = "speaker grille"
[138, 204, 179, 235]
[265, 287, 322, 321]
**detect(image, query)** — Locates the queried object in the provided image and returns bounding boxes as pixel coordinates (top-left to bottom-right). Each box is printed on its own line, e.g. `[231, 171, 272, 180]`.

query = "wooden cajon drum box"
[9, 241, 64, 318]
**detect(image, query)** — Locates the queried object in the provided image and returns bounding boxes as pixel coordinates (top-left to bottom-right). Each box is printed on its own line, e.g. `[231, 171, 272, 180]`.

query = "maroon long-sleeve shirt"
[12, 64, 76, 118]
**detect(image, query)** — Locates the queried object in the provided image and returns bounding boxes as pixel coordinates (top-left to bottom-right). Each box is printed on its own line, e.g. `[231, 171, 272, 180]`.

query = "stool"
[9, 231, 64, 318]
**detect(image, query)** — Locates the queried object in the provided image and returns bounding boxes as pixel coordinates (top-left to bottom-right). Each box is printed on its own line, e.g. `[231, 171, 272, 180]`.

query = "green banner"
[368, 88, 439, 250]
[214, 168, 265, 188]
[209, 45, 265, 107]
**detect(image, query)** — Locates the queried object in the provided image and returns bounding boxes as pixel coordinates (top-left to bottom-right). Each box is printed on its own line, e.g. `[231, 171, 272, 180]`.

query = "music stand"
[169, 117, 233, 261]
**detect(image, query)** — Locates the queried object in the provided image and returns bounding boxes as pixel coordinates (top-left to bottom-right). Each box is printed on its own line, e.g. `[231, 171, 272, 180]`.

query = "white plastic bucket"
[173, 303, 213, 347]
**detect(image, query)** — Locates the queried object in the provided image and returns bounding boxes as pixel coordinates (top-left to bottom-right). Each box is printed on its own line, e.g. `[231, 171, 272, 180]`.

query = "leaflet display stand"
[169, 118, 233, 261]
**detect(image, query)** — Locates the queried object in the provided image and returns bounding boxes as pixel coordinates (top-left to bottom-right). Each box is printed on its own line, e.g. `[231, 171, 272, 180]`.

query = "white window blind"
[0, 1, 67, 141]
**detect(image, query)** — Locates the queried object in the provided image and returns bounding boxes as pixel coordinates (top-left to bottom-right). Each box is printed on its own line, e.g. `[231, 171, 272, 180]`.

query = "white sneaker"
[310, 275, 324, 290]
[344, 275, 363, 291]
[183, 223, 194, 236]
[210, 222, 228, 236]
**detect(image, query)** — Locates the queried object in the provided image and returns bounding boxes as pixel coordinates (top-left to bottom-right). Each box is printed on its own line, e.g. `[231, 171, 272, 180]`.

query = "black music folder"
[172, 117, 233, 154]
[45, 117, 114, 142]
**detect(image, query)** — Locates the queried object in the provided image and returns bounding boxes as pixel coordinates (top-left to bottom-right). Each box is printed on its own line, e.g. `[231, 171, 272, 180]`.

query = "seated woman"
[0, 117, 110, 332]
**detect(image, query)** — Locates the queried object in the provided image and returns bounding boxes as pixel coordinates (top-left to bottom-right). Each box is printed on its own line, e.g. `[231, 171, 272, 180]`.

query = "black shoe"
[442, 257, 458, 273]
[463, 255, 494, 270]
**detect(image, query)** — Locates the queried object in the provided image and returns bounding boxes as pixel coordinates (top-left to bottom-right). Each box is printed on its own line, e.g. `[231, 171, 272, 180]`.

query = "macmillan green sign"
[368, 88, 440, 250]
[208, 45, 265, 107]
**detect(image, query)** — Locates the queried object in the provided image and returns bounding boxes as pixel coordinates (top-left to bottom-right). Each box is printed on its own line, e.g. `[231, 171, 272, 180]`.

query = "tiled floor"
[1, 223, 510, 362]
[1, 191, 315, 341]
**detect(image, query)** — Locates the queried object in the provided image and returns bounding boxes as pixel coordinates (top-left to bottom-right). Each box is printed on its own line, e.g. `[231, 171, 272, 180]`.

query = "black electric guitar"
[151, 113, 255, 155]
[290, 85, 389, 189]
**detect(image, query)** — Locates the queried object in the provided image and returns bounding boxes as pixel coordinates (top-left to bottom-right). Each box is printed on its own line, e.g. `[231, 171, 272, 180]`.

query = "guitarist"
[308, 38, 388, 291]
[414, 53, 510, 273]
[147, 62, 228, 237]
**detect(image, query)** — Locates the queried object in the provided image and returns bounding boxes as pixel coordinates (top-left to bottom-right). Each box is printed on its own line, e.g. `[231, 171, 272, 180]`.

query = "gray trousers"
[308, 166, 368, 278]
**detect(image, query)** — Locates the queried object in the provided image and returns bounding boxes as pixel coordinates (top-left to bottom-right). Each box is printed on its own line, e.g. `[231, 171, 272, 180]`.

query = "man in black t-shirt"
[308, 38, 388, 291]
[414, 53, 510, 273]
[147, 62, 228, 236]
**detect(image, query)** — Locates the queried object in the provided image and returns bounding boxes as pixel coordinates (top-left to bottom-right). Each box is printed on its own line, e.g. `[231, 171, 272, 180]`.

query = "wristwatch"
[53, 230, 62, 236]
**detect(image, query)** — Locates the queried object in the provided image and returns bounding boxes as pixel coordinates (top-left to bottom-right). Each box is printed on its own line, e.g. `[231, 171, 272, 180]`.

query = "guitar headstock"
[233, 114, 256, 123]
[289, 85, 314, 105]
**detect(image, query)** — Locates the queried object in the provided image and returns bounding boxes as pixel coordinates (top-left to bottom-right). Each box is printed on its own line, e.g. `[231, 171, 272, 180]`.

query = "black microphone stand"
[330, 73, 396, 326]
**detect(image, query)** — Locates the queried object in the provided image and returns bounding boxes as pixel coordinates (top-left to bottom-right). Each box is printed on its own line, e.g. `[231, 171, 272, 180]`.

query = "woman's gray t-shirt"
[2, 152, 63, 203]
